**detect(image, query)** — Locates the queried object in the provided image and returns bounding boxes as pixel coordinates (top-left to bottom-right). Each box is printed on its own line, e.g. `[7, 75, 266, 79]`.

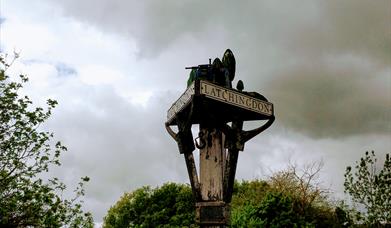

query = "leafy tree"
[344, 151, 391, 225]
[230, 179, 270, 226]
[0, 53, 93, 227]
[231, 179, 270, 208]
[230, 163, 346, 227]
[232, 191, 315, 228]
[334, 202, 356, 227]
[267, 162, 338, 227]
[103, 183, 196, 228]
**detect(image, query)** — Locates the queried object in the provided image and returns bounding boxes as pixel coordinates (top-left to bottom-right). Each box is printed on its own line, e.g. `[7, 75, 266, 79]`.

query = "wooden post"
[199, 127, 225, 202]
[198, 126, 227, 227]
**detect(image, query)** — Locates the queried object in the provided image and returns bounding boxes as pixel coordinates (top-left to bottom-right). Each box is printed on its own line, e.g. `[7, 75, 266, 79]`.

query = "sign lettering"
[200, 81, 273, 116]
[166, 80, 274, 123]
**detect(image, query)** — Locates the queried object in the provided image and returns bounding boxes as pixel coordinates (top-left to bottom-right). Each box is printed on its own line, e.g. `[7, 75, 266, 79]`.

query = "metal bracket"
[195, 131, 206, 149]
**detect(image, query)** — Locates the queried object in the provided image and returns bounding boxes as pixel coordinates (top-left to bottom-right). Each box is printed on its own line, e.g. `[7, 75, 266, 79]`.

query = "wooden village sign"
[165, 49, 275, 226]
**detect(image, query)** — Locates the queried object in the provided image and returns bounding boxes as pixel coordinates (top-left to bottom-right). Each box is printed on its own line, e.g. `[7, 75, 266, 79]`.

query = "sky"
[1, 0, 390, 224]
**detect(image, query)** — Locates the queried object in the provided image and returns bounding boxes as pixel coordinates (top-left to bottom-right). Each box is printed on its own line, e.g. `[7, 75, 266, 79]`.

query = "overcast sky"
[1, 0, 390, 224]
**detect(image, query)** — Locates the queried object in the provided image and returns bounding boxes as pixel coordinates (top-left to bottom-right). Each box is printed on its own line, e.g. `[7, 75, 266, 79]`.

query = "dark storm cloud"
[312, 0, 390, 66]
[46, 0, 390, 138]
[260, 0, 391, 138]
[265, 61, 390, 138]
[47, 0, 390, 62]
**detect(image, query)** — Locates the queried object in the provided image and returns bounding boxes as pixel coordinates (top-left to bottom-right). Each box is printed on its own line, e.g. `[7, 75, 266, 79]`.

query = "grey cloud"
[46, 0, 390, 63]
[264, 61, 390, 138]
[287, 0, 391, 67]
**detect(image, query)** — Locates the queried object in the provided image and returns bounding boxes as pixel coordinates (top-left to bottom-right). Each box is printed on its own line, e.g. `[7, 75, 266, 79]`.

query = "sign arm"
[240, 116, 275, 144]
[165, 123, 177, 141]
[165, 103, 201, 201]
[165, 99, 195, 143]
[183, 152, 202, 201]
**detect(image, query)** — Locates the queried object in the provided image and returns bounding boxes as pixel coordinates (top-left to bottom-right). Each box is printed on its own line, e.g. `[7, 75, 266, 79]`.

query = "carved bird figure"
[236, 80, 244, 91]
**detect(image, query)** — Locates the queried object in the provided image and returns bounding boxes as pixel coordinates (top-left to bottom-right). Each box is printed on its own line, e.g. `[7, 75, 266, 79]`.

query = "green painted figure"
[187, 69, 196, 87]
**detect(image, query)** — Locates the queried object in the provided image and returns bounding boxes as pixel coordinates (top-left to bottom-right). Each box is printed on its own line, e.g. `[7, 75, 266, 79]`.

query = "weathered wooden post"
[165, 50, 274, 227]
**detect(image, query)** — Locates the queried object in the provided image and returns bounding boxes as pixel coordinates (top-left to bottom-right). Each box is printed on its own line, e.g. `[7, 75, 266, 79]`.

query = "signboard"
[200, 81, 273, 116]
[167, 82, 195, 122]
[166, 80, 274, 124]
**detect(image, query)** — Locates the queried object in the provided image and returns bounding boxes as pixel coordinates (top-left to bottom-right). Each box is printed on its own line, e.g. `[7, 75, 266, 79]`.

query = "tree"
[231, 163, 341, 228]
[267, 162, 337, 225]
[0, 53, 93, 227]
[344, 151, 391, 225]
[103, 183, 196, 228]
[231, 191, 311, 228]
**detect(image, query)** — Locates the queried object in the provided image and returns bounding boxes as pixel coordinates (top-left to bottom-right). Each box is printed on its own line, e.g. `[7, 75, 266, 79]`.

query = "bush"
[103, 183, 196, 228]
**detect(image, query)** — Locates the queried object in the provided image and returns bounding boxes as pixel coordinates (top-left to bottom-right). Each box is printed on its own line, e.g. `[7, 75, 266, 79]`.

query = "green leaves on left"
[0, 53, 93, 227]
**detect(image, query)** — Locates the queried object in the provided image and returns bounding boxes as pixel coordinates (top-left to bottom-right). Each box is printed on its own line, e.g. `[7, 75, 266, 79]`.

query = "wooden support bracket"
[222, 116, 275, 203]
[165, 103, 202, 201]
[223, 115, 275, 151]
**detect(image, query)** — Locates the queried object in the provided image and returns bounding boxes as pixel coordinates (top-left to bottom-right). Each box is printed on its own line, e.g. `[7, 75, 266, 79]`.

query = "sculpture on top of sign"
[186, 49, 235, 88]
[187, 49, 268, 102]
[166, 49, 275, 226]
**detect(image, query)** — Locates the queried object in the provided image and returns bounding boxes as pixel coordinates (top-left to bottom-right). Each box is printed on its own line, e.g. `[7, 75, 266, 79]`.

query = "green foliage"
[103, 183, 196, 228]
[230, 180, 270, 227]
[231, 165, 340, 228]
[334, 201, 357, 227]
[266, 164, 339, 227]
[344, 151, 391, 225]
[0, 53, 93, 227]
[231, 179, 270, 208]
[232, 191, 311, 228]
